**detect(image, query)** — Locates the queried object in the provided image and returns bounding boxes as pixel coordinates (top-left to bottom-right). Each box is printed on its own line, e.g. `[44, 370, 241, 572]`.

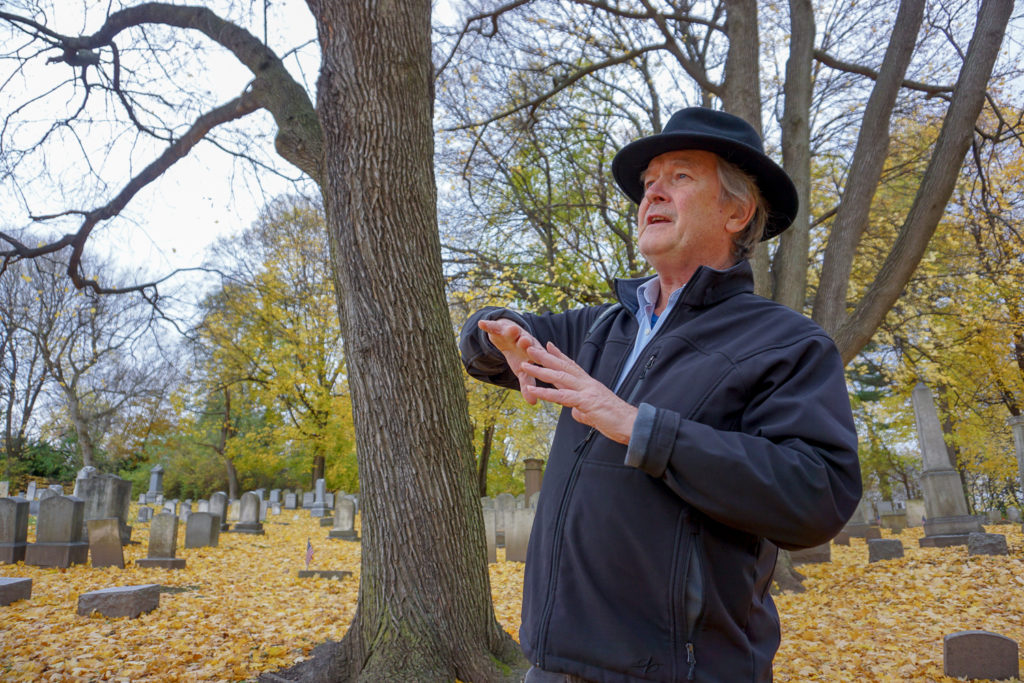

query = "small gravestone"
[270, 489, 281, 504]
[25, 481, 37, 501]
[328, 498, 358, 541]
[78, 584, 160, 619]
[832, 530, 851, 546]
[302, 491, 315, 509]
[0, 497, 30, 564]
[184, 512, 220, 549]
[136, 512, 185, 569]
[790, 542, 831, 565]
[482, 505, 497, 563]
[944, 630, 1019, 680]
[968, 532, 1008, 556]
[196, 500, 209, 513]
[232, 492, 264, 534]
[25, 495, 89, 568]
[864, 527, 882, 540]
[87, 518, 125, 569]
[867, 538, 904, 563]
[297, 570, 352, 580]
[0, 577, 31, 605]
[137, 506, 153, 523]
[1007, 507, 1021, 524]
[506, 507, 535, 563]
[284, 492, 297, 510]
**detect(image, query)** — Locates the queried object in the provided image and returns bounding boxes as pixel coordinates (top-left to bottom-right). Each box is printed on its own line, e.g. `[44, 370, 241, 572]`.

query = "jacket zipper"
[534, 427, 596, 668]
[683, 525, 705, 680]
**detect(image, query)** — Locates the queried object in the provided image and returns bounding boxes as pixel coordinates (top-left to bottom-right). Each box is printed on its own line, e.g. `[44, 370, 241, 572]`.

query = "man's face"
[637, 149, 746, 274]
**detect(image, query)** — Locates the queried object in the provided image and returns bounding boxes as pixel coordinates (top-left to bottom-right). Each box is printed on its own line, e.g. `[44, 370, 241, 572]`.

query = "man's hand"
[477, 318, 544, 402]
[519, 342, 638, 445]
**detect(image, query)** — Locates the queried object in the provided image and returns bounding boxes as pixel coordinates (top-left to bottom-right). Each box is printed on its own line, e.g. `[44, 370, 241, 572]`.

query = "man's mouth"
[646, 215, 671, 226]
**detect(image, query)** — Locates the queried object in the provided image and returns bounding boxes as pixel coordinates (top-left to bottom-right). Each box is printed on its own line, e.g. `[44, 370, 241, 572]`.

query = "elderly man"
[460, 107, 861, 683]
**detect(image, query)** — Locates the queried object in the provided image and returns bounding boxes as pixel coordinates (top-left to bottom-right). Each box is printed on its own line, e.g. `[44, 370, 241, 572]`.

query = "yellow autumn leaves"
[1, 515, 1022, 681]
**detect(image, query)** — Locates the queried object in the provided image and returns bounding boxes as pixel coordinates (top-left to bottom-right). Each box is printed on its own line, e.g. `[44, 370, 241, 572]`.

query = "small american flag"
[305, 538, 314, 569]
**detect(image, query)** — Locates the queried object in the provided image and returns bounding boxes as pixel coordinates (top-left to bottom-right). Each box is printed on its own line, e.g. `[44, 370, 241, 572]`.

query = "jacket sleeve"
[624, 333, 861, 549]
[459, 305, 612, 390]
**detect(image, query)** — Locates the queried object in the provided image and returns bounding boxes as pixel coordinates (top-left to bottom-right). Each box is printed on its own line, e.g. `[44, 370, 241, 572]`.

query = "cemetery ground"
[1, 512, 1024, 682]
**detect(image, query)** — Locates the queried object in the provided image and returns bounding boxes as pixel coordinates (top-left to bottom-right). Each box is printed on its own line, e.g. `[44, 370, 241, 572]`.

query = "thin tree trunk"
[812, 0, 924, 332]
[478, 422, 495, 498]
[829, 0, 1012, 363]
[772, 0, 815, 312]
[292, 0, 524, 679]
[67, 390, 96, 468]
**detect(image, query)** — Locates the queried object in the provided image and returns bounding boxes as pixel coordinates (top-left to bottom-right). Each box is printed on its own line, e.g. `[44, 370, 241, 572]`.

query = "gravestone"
[328, 497, 358, 541]
[1008, 507, 1021, 524]
[260, 500, 269, 522]
[25, 495, 89, 568]
[145, 464, 164, 503]
[0, 497, 30, 564]
[944, 630, 1019, 680]
[25, 481, 37, 501]
[284, 492, 297, 510]
[528, 491, 540, 509]
[494, 493, 516, 547]
[232, 492, 264, 534]
[297, 570, 352, 580]
[841, 499, 880, 538]
[87, 518, 125, 569]
[879, 512, 907, 532]
[252, 488, 265, 502]
[78, 585, 160, 619]
[137, 506, 153, 523]
[184, 512, 220, 548]
[302, 491, 315, 509]
[227, 499, 240, 523]
[270, 489, 281, 504]
[197, 500, 209, 513]
[0, 481, 8, 497]
[1011, 415, 1024, 533]
[78, 474, 133, 545]
[985, 509, 1004, 524]
[790, 542, 831, 565]
[73, 466, 97, 497]
[0, 577, 31, 605]
[178, 500, 192, 525]
[136, 512, 186, 569]
[523, 458, 544, 501]
[482, 505, 497, 563]
[209, 492, 229, 531]
[967, 532, 1008, 556]
[506, 507, 535, 563]
[867, 538, 904, 563]
[913, 383, 984, 547]
[904, 499, 926, 527]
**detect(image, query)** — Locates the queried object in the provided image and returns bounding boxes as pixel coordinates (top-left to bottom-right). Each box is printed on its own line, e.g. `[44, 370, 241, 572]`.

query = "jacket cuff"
[625, 403, 679, 477]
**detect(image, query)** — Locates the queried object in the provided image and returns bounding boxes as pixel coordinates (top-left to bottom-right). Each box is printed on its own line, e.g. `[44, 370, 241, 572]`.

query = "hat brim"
[612, 133, 799, 240]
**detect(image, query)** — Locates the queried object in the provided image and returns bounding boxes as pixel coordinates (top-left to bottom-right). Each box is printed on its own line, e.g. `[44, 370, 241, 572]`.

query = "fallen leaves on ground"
[1, 515, 1022, 682]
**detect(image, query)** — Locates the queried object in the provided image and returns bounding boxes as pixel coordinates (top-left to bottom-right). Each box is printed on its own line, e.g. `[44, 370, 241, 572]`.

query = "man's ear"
[724, 196, 756, 235]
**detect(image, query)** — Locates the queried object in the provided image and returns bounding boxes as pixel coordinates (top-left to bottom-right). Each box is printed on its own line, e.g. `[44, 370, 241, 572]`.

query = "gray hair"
[716, 157, 768, 261]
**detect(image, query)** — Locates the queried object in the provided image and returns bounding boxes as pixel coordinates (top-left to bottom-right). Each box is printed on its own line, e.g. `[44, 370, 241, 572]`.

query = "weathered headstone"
[196, 500, 209, 513]
[302, 491, 315, 509]
[841, 498, 880, 538]
[1008, 507, 1022, 524]
[482, 505, 497, 563]
[904, 499, 926, 527]
[328, 497, 359, 541]
[0, 497, 30, 564]
[867, 538, 904, 563]
[25, 481, 37, 501]
[790, 542, 831, 565]
[523, 457, 544, 501]
[88, 518, 125, 569]
[269, 489, 281, 504]
[77, 474, 133, 545]
[0, 577, 32, 605]
[78, 584, 160, 618]
[137, 506, 153, 523]
[184, 512, 220, 549]
[145, 464, 164, 503]
[879, 512, 907, 533]
[967, 532, 1008, 556]
[284, 492, 297, 510]
[136, 512, 186, 569]
[506, 507, 535, 563]
[913, 383, 984, 547]
[297, 570, 352, 580]
[944, 630, 1019, 681]
[209, 492, 229, 531]
[24, 495, 89, 568]
[0, 481, 9, 497]
[73, 466, 97, 497]
[494, 493, 516, 547]
[232, 492, 264, 534]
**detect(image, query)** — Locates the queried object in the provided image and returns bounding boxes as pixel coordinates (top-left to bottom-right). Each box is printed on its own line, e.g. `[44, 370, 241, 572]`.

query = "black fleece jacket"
[460, 260, 861, 683]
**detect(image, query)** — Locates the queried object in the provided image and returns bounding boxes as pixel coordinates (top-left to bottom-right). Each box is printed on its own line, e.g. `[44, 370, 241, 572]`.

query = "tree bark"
[771, 0, 815, 312]
[811, 0, 924, 332]
[295, 0, 525, 679]
[830, 0, 1013, 363]
[478, 422, 496, 498]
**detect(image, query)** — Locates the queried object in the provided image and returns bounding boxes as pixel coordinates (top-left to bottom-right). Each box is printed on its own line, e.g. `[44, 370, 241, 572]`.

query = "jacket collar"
[613, 259, 755, 314]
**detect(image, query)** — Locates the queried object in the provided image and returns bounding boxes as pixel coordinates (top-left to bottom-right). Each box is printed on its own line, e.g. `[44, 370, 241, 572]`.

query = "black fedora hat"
[611, 107, 798, 240]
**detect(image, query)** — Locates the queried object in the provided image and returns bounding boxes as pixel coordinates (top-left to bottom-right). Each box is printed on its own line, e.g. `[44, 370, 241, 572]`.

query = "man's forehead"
[641, 149, 719, 177]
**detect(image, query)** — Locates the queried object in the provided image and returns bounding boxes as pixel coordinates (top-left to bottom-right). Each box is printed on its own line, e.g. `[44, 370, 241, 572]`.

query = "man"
[460, 107, 861, 682]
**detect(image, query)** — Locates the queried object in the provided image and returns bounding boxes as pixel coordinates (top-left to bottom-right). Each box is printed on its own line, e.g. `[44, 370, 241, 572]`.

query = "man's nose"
[643, 178, 667, 202]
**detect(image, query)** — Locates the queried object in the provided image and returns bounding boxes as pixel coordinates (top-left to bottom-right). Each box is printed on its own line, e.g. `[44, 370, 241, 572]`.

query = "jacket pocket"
[673, 514, 706, 681]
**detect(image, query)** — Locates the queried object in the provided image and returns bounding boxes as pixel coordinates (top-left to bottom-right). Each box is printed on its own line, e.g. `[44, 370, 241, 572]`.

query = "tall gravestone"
[233, 492, 264, 534]
[209, 491, 230, 531]
[505, 507, 535, 563]
[913, 383, 983, 547]
[523, 458, 544, 501]
[78, 474, 133, 545]
[136, 512, 186, 569]
[310, 478, 331, 518]
[145, 464, 164, 503]
[0, 497, 29, 564]
[25, 495, 89, 568]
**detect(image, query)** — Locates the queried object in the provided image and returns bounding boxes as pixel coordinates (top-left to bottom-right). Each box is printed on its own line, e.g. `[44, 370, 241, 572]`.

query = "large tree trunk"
[66, 389, 96, 468]
[771, 0, 815, 311]
[286, 0, 524, 680]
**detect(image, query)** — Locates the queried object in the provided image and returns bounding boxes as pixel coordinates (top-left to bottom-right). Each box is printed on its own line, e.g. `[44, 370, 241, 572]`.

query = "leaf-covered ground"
[1, 511, 1022, 681]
